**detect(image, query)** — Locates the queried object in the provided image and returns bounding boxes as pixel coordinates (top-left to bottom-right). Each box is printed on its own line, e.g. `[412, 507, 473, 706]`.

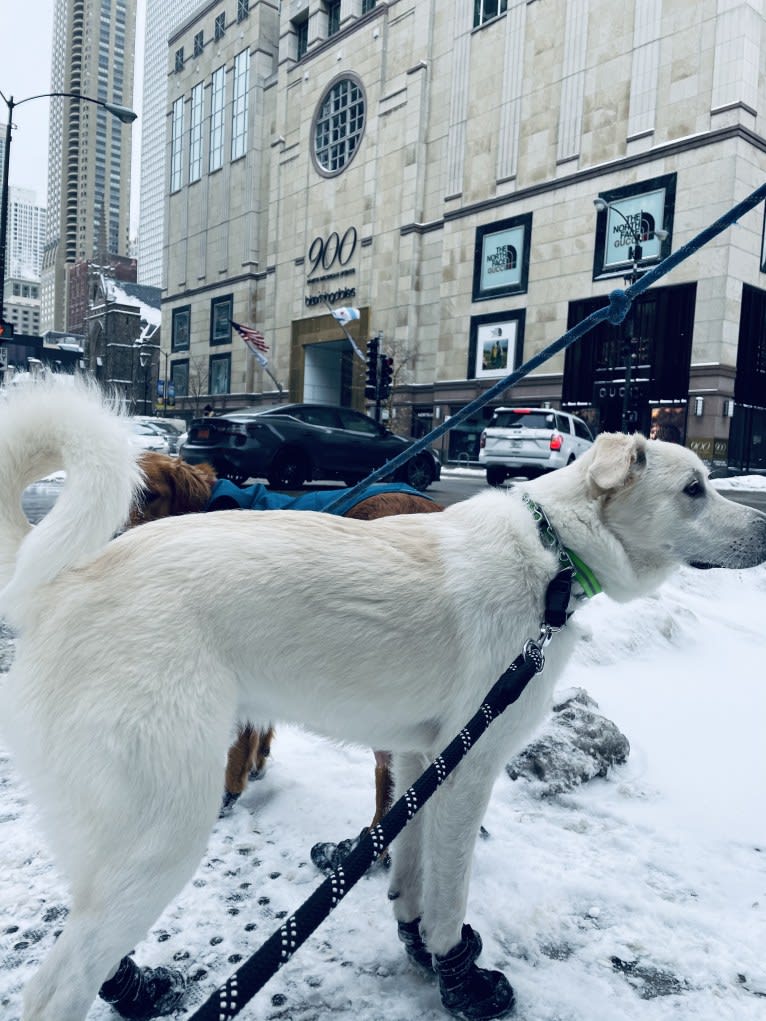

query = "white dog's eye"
[683, 479, 705, 498]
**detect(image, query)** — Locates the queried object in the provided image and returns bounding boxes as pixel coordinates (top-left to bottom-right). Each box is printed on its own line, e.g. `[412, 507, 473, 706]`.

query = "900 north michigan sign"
[306, 226, 358, 283]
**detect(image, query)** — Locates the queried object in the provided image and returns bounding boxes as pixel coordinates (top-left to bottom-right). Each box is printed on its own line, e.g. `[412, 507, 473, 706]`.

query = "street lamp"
[134, 337, 170, 416]
[0, 89, 138, 329]
[139, 347, 151, 416]
[593, 196, 669, 432]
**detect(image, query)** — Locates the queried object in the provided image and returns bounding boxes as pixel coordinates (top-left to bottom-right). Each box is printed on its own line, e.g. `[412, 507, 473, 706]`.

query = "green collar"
[522, 493, 603, 599]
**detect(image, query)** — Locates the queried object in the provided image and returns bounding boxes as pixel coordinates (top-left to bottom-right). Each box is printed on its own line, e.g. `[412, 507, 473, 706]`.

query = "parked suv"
[180, 403, 441, 491]
[479, 407, 594, 486]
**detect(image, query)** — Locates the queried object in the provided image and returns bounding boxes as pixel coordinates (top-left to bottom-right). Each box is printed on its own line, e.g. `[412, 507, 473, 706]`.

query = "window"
[231, 49, 250, 161]
[174, 47, 184, 72]
[210, 294, 233, 345]
[296, 406, 340, 428]
[237, 0, 249, 22]
[574, 418, 593, 442]
[214, 11, 226, 40]
[189, 82, 204, 182]
[209, 66, 226, 172]
[326, 0, 341, 36]
[295, 18, 309, 59]
[209, 353, 231, 394]
[170, 358, 189, 398]
[312, 76, 366, 176]
[172, 306, 191, 352]
[193, 31, 204, 57]
[170, 97, 184, 192]
[473, 0, 508, 28]
[337, 409, 379, 435]
[362, 0, 376, 12]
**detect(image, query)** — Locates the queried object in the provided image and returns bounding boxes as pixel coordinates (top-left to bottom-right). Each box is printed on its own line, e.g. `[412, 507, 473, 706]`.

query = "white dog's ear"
[586, 433, 647, 495]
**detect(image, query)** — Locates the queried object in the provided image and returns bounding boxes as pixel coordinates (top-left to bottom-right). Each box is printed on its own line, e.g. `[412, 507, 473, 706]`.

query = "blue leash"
[324, 179, 766, 516]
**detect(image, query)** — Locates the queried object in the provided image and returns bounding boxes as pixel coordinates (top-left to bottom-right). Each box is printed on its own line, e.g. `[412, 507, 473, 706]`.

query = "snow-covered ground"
[2, 487, 766, 1021]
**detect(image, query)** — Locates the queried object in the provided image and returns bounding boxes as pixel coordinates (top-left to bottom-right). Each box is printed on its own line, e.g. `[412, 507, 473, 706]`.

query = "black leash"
[187, 562, 574, 1021]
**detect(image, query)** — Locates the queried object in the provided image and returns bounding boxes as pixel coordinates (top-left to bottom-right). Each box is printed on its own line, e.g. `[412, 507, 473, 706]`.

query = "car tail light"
[480, 430, 486, 449]
[550, 432, 563, 451]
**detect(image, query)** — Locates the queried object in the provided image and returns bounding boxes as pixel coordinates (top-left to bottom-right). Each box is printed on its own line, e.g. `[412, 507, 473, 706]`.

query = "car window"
[573, 418, 593, 441]
[293, 406, 340, 428]
[492, 410, 556, 430]
[337, 409, 380, 435]
[555, 413, 572, 434]
[132, 423, 156, 435]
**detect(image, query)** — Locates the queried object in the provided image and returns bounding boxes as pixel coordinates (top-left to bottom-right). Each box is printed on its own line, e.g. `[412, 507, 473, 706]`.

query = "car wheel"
[402, 454, 435, 492]
[268, 450, 308, 489]
[486, 466, 507, 487]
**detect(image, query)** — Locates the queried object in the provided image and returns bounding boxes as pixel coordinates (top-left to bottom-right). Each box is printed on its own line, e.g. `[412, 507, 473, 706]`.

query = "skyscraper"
[137, 0, 201, 288]
[5, 188, 46, 279]
[41, 0, 137, 332]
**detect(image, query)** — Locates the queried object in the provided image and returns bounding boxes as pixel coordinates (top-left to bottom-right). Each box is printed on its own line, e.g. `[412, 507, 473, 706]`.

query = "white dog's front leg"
[419, 750, 498, 958]
[387, 750, 430, 924]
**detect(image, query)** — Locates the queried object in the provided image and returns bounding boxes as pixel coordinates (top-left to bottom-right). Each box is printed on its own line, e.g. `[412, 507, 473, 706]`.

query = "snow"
[1, 544, 766, 1019]
[102, 276, 161, 328]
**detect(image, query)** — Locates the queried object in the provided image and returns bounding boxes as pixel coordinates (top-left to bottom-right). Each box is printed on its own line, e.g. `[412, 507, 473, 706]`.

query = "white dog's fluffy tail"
[0, 373, 143, 629]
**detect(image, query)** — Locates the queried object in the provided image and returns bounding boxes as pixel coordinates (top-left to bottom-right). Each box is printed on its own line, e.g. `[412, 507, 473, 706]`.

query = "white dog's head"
[533, 433, 766, 602]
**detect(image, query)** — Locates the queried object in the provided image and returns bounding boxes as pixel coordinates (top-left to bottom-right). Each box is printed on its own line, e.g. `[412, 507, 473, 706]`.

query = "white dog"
[1, 375, 765, 1021]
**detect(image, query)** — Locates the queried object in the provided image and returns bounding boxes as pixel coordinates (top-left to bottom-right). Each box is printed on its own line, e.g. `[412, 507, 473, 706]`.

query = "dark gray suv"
[180, 403, 441, 490]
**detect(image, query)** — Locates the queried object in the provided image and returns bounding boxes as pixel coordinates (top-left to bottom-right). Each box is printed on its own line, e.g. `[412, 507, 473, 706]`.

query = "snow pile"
[1, 563, 765, 1021]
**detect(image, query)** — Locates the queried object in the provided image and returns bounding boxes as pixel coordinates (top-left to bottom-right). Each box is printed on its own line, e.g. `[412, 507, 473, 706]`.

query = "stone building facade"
[161, 0, 766, 469]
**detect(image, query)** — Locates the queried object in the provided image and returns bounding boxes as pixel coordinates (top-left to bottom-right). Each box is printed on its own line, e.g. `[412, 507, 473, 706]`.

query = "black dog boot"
[434, 930, 515, 1021]
[398, 918, 483, 975]
[99, 955, 187, 1019]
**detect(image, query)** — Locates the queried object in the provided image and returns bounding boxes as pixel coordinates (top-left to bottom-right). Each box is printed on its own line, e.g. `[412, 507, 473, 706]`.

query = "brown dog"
[131, 452, 442, 824]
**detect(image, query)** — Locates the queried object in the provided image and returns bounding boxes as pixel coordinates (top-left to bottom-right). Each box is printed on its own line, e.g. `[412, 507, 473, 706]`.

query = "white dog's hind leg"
[19, 741, 224, 1021]
[22, 838, 208, 1021]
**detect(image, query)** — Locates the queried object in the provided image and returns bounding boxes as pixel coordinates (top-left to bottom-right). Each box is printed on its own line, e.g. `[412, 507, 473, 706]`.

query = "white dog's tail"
[0, 373, 143, 629]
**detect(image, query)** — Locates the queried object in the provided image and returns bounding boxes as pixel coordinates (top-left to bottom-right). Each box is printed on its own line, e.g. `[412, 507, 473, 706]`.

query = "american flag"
[231, 320, 269, 358]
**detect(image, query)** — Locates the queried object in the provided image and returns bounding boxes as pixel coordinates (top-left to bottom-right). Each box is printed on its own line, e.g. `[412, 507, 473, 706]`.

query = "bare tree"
[186, 355, 210, 419]
[381, 337, 419, 431]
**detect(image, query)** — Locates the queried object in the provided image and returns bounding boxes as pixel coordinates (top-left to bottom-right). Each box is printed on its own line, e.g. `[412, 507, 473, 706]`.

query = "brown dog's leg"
[221, 724, 275, 814]
[249, 726, 275, 780]
[371, 749, 395, 828]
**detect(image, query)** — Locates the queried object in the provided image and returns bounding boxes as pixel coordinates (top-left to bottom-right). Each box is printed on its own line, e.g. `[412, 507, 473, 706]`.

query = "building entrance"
[563, 283, 696, 439]
[303, 339, 354, 405]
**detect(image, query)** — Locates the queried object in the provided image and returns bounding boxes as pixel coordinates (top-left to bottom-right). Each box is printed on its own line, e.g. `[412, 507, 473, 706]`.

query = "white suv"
[479, 407, 594, 486]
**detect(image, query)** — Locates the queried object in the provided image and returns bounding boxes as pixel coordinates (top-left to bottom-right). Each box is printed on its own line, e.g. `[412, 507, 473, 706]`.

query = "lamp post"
[134, 338, 170, 416]
[139, 347, 151, 416]
[0, 89, 137, 329]
[593, 197, 669, 433]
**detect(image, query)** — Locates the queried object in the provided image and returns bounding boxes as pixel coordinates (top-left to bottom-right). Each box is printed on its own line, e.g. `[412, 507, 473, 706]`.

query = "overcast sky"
[1, 0, 146, 235]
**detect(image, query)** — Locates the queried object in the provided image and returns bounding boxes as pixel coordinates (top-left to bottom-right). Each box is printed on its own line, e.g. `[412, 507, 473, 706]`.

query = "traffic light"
[365, 335, 379, 399]
[0, 320, 14, 339]
[378, 354, 394, 399]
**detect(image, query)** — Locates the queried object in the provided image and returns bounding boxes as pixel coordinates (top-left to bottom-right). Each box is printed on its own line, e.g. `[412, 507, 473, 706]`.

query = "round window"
[312, 75, 366, 176]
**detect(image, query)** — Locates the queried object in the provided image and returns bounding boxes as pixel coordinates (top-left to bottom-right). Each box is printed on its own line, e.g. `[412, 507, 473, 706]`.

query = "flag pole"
[325, 301, 366, 361]
[261, 362, 283, 394]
